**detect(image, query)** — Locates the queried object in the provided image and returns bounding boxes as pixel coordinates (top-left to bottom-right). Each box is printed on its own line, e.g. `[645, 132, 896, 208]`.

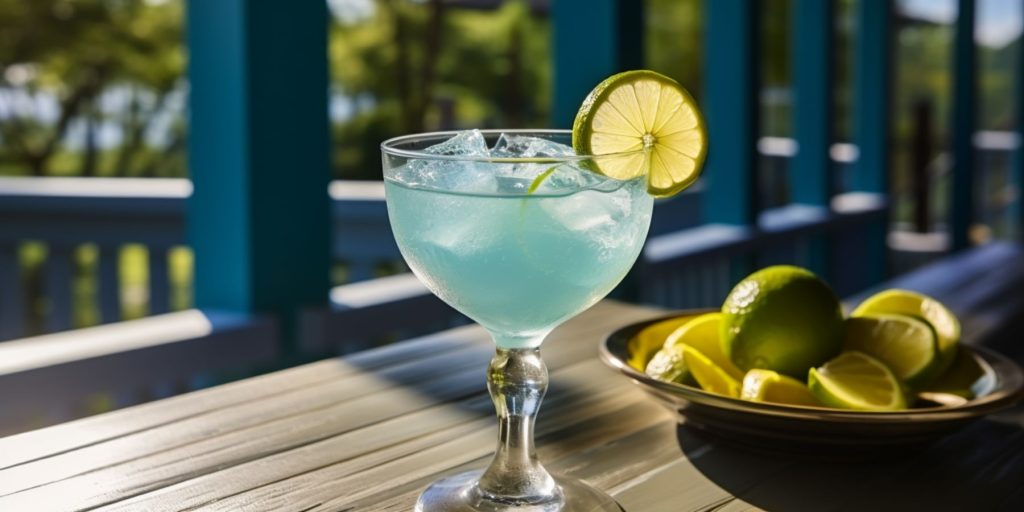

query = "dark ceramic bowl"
[600, 311, 1024, 453]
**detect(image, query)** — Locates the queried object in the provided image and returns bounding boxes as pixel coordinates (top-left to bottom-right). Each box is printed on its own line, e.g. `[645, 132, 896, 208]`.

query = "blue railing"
[2, 0, 1024, 433]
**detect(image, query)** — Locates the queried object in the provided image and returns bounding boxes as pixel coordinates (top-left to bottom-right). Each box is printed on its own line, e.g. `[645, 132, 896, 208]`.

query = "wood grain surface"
[2, 244, 1024, 511]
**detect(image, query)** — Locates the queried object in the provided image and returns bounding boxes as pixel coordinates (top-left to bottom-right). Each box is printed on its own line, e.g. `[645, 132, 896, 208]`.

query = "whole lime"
[720, 266, 844, 378]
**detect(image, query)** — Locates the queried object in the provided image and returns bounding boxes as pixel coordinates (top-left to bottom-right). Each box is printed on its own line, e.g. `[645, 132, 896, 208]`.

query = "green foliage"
[0, 0, 184, 177]
[330, 0, 551, 179]
[645, 0, 703, 99]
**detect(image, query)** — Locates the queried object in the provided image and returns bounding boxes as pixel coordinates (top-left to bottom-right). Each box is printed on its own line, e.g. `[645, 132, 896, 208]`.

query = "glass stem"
[477, 347, 561, 504]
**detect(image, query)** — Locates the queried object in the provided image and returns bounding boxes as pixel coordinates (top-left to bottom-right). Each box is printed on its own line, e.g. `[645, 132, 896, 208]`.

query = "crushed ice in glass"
[391, 130, 626, 195]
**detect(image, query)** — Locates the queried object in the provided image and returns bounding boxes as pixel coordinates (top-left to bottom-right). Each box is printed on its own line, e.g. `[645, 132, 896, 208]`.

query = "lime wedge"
[843, 314, 940, 388]
[808, 351, 907, 411]
[664, 313, 745, 380]
[681, 344, 741, 398]
[852, 289, 960, 377]
[923, 346, 987, 399]
[628, 315, 695, 371]
[572, 69, 707, 197]
[740, 369, 820, 407]
[645, 343, 694, 385]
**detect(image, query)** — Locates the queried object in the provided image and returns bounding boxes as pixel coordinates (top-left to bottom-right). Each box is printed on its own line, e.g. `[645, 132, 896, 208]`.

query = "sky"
[901, 0, 1023, 47]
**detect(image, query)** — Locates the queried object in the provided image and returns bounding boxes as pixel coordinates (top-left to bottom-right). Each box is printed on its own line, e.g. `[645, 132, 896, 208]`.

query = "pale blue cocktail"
[382, 129, 652, 511]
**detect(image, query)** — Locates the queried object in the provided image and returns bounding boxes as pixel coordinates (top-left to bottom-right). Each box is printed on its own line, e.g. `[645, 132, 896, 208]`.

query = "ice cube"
[490, 134, 576, 158]
[425, 129, 489, 156]
[542, 188, 632, 233]
[392, 130, 496, 193]
[529, 162, 624, 195]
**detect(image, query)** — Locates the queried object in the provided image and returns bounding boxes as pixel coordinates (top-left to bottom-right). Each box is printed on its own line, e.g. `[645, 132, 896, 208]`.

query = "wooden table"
[3, 245, 1024, 511]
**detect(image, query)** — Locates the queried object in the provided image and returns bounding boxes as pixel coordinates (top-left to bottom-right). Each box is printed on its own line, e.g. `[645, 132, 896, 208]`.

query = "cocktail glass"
[382, 129, 653, 511]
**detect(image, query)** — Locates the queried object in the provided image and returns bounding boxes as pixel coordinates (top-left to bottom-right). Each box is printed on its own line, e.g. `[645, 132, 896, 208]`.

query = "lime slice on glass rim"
[808, 351, 908, 411]
[572, 69, 707, 197]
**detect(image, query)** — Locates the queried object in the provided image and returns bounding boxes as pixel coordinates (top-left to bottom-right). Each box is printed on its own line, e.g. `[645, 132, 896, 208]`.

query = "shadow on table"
[676, 413, 1024, 512]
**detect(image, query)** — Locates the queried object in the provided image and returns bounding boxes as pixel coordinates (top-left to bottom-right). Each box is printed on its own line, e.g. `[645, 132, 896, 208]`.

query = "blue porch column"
[186, 1, 331, 342]
[702, 0, 759, 226]
[551, 0, 644, 127]
[950, 0, 977, 251]
[1017, 5, 1024, 240]
[791, 0, 835, 278]
[792, 0, 834, 206]
[852, 0, 894, 282]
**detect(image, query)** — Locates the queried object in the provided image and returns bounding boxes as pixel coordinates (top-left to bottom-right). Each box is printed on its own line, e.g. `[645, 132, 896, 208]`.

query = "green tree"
[329, 0, 551, 180]
[0, 0, 184, 177]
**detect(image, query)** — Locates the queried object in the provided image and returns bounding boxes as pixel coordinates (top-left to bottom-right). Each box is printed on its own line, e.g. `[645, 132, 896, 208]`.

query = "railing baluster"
[951, 0, 978, 250]
[44, 244, 74, 333]
[148, 246, 170, 315]
[853, 0, 894, 282]
[97, 245, 121, 324]
[0, 243, 25, 339]
[347, 261, 374, 283]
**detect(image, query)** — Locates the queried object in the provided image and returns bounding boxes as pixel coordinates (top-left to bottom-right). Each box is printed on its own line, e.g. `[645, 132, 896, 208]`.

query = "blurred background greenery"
[0, 0, 1021, 330]
[0, 0, 1018, 182]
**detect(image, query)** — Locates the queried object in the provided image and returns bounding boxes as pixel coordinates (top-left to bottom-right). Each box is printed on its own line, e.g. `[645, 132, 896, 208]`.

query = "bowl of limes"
[600, 265, 1024, 453]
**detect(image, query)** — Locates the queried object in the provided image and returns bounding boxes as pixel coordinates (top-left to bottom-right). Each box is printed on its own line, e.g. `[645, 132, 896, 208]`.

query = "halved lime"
[572, 70, 707, 197]
[808, 351, 907, 411]
[628, 315, 695, 371]
[645, 343, 693, 385]
[740, 369, 820, 407]
[843, 314, 939, 388]
[664, 313, 745, 380]
[852, 289, 960, 378]
[681, 344, 741, 398]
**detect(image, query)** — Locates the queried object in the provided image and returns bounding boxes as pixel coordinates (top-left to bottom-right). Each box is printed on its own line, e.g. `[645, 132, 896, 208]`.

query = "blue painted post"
[1017, 8, 1024, 240]
[951, 0, 977, 251]
[702, 0, 760, 226]
[792, 0, 835, 278]
[852, 0, 893, 283]
[792, 0, 834, 206]
[551, 0, 644, 127]
[701, 0, 760, 282]
[186, 1, 331, 347]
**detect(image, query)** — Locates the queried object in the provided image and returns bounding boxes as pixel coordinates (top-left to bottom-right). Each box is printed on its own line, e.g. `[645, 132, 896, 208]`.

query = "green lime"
[843, 314, 940, 388]
[681, 344, 741, 397]
[852, 289, 960, 378]
[808, 351, 908, 411]
[644, 343, 694, 385]
[572, 69, 707, 197]
[740, 369, 820, 407]
[628, 315, 696, 371]
[664, 313, 745, 380]
[721, 266, 844, 378]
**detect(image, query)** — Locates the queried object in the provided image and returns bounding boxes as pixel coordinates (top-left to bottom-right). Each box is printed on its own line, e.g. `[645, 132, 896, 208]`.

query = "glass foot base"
[414, 470, 622, 512]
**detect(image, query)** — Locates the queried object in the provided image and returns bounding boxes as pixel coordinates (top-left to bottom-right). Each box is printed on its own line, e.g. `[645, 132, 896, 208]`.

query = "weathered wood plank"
[0, 323, 485, 468]
[0, 345, 492, 498]
[0, 302, 661, 509]
[98, 360, 664, 512]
